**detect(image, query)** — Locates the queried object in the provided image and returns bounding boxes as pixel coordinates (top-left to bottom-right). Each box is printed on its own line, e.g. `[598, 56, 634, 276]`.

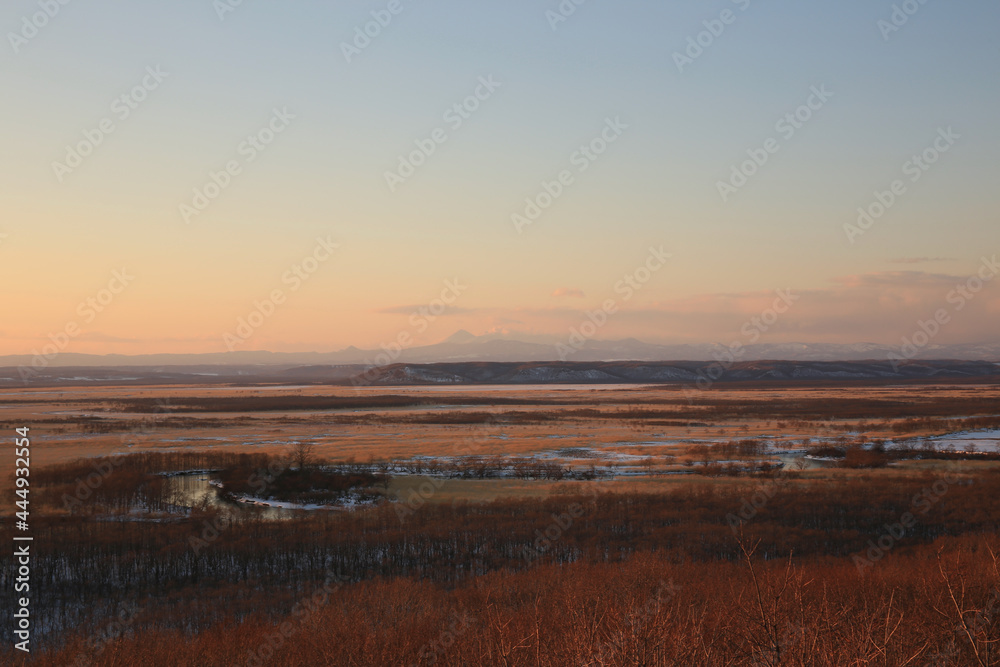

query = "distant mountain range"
[1, 331, 998, 367]
[353, 359, 1000, 386]
[2, 359, 997, 389]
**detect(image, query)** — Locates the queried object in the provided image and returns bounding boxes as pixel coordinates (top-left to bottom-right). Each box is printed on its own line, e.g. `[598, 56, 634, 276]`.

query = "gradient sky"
[2, 0, 998, 355]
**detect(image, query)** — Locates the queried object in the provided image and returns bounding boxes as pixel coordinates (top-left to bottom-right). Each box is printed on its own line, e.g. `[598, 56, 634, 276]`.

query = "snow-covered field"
[904, 429, 1000, 454]
[224, 494, 378, 511]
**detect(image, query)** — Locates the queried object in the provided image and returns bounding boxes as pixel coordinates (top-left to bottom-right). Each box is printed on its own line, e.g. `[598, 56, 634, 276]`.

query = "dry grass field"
[5, 381, 999, 459]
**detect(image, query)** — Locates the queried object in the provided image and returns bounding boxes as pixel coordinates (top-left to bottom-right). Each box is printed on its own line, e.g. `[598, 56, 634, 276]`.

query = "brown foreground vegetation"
[3, 451, 999, 666]
[22, 543, 1000, 667]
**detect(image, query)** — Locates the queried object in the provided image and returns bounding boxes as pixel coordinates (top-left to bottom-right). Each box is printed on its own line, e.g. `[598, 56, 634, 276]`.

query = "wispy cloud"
[889, 257, 955, 264]
[551, 287, 585, 299]
[444, 270, 999, 346]
[375, 305, 478, 316]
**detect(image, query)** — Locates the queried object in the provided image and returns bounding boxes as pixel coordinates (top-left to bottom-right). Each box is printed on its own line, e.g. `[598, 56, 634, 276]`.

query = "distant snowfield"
[227, 495, 376, 511]
[936, 430, 1000, 440]
[900, 429, 1000, 454]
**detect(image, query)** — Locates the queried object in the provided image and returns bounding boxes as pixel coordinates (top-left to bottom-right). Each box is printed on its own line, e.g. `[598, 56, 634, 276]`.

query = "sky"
[1, 0, 998, 357]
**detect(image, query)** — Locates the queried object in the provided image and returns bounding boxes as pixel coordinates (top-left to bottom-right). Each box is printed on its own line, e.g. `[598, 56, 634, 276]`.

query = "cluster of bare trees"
[391, 456, 601, 480]
[6, 452, 999, 665]
[7, 538, 999, 666]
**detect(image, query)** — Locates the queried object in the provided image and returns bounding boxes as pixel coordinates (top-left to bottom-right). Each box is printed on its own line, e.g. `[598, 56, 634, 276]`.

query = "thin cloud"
[72, 332, 142, 343]
[889, 257, 955, 264]
[450, 270, 1000, 346]
[375, 305, 478, 316]
[551, 287, 585, 298]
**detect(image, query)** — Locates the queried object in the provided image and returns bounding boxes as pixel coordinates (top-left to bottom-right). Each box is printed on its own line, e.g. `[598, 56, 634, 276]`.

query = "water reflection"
[165, 473, 302, 520]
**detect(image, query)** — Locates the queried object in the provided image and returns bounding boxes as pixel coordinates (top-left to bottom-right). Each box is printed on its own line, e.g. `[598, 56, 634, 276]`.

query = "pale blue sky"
[1, 0, 998, 353]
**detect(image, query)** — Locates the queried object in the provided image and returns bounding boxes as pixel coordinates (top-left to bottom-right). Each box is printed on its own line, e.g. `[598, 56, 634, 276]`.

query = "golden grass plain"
[3, 380, 999, 511]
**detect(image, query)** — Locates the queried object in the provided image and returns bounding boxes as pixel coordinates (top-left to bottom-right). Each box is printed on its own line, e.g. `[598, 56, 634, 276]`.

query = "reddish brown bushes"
[7, 540, 1000, 666]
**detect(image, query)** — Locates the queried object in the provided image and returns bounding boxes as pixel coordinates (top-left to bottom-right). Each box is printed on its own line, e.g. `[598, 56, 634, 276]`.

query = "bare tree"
[291, 441, 315, 470]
